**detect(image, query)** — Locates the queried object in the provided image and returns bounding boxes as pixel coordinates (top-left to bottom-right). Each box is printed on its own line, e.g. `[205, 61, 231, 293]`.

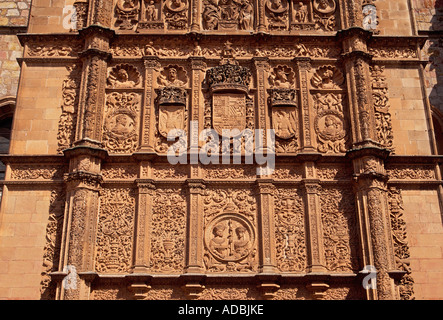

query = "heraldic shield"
[212, 93, 247, 137]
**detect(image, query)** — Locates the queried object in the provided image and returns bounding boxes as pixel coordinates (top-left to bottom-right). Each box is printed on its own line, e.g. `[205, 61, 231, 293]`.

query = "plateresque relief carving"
[370, 65, 394, 151]
[96, 188, 136, 273]
[274, 188, 306, 272]
[107, 64, 142, 88]
[311, 65, 348, 153]
[151, 188, 187, 273]
[203, 188, 257, 272]
[203, 0, 254, 31]
[103, 92, 141, 154]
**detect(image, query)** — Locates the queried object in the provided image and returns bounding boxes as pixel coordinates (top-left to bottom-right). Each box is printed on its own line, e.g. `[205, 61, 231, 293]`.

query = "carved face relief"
[158, 66, 188, 88]
[316, 112, 346, 142]
[269, 66, 295, 89]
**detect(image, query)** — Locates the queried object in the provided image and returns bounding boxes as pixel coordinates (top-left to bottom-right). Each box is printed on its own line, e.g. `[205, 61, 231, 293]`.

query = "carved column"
[351, 149, 397, 300]
[87, 0, 113, 28]
[75, 26, 114, 147]
[56, 147, 106, 300]
[140, 57, 161, 152]
[294, 58, 315, 152]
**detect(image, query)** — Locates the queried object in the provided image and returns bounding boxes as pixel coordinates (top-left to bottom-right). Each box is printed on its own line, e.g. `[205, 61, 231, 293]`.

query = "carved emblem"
[164, 0, 188, 30]
[272, 107, 297, 140]
[212, 93, 246, 136]
[313, 0, 336, 14]
[103, 92, 141, 154]
[157, 86, 187, 137]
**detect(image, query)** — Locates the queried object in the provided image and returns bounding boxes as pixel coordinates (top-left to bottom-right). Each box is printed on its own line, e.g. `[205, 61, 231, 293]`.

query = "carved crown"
[205, 62, 252, 93]
[156, 86, 187, 106]
[269, 89, 298, 107]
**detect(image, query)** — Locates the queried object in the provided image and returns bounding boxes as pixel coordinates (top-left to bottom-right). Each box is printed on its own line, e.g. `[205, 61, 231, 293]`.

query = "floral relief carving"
[386, 165, 436, 180]
[96, 188, 136, 273]
[319, 187, 359, 272]
[274, 188, 307, 272]
[57, 64, 82, 153]
[11, 165, 65, 180]
[370, 65, 394, 151]
[151, 188, 187, 273]
[101, 164, 139, 179]
[388, 187, 415, 300]
[40, 190, 65, 300]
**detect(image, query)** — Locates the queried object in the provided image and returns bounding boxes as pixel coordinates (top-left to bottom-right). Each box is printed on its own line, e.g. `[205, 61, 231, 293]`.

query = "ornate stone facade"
[0, 0, 443, 301]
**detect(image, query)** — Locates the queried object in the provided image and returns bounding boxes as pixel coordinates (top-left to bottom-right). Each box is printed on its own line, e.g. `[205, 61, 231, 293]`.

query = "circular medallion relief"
[105, 111, 136, 138]
[313, 0, 336, 14]
[205, 214, 255, 263]
[315, 111, 347, 142]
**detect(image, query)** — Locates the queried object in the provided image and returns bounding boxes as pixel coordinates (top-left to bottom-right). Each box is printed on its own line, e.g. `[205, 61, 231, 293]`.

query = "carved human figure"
[145, 41, 156, 55]
[209, 224, 229, 258]
[203, 0, 219, 30]
[145, 0, 158, 21]
[294, 1, 308, 23]
[269, 68, 292, 88]
[233, 226, 250, 258]
[111, 114, 132, 135]
[322, 114, 342, 139]
[239, 0, 254, 30]
[159, 67, 186, 87]
[169, 0, 187, 11]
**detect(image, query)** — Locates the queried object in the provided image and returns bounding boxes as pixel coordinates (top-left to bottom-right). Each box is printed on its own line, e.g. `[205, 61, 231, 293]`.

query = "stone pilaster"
[294, 58, 315, 152]
[190, 0, 201, 33]
[56, 146, 107, 300]
[257, 0, 267, 33]
[140, 57, 161, 152]
[253, 57, 270, 150]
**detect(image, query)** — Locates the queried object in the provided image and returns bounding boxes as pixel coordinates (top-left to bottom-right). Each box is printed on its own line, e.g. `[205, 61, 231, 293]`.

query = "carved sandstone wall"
[0, 0, 442, 300]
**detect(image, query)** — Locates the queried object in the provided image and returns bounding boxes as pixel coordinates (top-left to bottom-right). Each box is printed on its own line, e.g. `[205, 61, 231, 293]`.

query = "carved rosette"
[203, 188, 257, 272]
[274, 188, 306, 272]
[96, 188, 136, 273]
[102, 92, 141, 154]
[151, 188, 187, 273]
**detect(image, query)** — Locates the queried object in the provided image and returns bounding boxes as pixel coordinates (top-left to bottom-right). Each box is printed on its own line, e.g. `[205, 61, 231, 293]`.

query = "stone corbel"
[126, 274, 153, 300]
[180, 274, 206, 300]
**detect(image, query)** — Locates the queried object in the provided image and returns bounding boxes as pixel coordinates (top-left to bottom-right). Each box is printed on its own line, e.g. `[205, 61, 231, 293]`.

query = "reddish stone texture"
[0, 0, 31, 27]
